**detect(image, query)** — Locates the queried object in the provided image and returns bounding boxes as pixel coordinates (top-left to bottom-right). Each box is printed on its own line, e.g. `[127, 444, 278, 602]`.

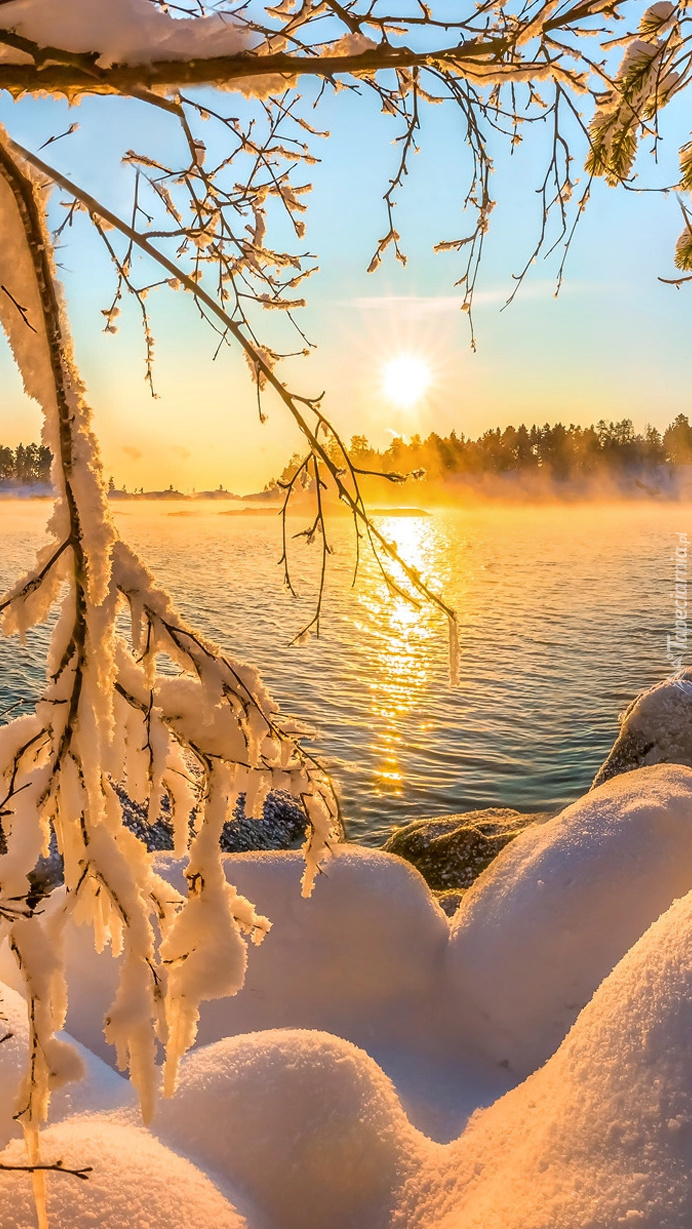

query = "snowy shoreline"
[4, 662, 692, 1228]
[5, 757, 692, 1227]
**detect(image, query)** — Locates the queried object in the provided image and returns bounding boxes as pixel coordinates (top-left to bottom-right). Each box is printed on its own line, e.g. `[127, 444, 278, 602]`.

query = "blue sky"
[0, 76, 690, 492]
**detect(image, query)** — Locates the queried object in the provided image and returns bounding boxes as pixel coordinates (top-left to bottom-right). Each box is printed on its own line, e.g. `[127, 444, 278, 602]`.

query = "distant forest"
[7, 415, 692, 494]
[0, 441, 52, 485]
[274, 414, 692, 486]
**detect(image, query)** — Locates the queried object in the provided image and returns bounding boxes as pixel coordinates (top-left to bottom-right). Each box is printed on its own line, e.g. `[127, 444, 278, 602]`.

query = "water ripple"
[0, 499, 688, 844]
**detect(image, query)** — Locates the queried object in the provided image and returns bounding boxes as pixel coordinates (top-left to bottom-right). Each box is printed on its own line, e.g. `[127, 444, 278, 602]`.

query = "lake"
[0, 498, 688, 844]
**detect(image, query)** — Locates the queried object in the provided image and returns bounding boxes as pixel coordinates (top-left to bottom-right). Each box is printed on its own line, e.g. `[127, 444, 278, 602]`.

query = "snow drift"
[412, 888, 692, 1229]
[3, 762, 692, 1228]
[448, 762, 692, 1073]
[151, 1029, 430, 1229]
[0, 1119, 248, 1229]
[151, 766, 692, 1077]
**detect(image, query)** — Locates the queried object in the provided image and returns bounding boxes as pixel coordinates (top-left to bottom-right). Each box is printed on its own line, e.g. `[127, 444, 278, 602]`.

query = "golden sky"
[0, 86, 690, 494]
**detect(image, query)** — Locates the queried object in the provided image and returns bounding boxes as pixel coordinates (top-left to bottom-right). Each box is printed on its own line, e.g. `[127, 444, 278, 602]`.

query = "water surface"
[0, 499, 686, 844]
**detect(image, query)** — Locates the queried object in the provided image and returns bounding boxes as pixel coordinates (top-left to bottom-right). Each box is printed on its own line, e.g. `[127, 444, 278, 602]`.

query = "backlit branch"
[0, 135, 339, 1221]
[7, 135, 460, 651]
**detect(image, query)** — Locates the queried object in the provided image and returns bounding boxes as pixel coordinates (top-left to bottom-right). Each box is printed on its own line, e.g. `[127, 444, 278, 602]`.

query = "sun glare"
[382, 354, 431, 408]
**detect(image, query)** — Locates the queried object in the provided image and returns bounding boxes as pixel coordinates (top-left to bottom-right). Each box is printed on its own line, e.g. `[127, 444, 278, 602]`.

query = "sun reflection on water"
[4, 499, 682, 844]
[352, 515, 442, 796]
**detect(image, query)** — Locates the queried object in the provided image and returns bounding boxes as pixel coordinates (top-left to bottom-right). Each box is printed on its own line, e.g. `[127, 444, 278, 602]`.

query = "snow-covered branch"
[0, 132, 340, 1220]
[0, 0, 691, 1216]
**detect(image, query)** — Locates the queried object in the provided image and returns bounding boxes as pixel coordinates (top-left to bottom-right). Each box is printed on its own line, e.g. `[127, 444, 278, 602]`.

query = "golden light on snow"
[382, 354, 431, 407]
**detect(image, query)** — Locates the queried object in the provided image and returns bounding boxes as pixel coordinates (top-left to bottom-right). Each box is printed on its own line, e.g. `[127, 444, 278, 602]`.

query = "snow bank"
[1, 761, 691, 1227]
[152, 1029, 431, 1229]
[0, 1119, 248, 1229]
[1, 851, 465, 1136]
[448, 763, 692, 1073]
[133, 883, 692, 1228]
[0, 0, 249, 68]
[13, 851, 495, 1139]
[13, 769, 692, 1118]
[404, 887, 692, 1229]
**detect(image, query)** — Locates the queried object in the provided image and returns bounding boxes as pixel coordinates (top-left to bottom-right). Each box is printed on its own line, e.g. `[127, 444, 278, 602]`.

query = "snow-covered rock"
[2, 871, 689, 1229]
[404, 886, 692, 1229]
[593, 672, 692, 787]
[144, 884, 692, 1229]
[2, 850, 465, 1134]
[150, 847, 452, 1056]
[9, 766, 692, 1121]
[152, 1029, 431, 1229]
[0, 1119, 248, 1229]
[4, 761, 692, 1226]
[448, 763, 692, 1074]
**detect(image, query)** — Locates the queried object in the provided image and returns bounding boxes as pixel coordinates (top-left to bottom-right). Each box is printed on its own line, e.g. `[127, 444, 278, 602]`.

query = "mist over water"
[0, 498, 687, 844]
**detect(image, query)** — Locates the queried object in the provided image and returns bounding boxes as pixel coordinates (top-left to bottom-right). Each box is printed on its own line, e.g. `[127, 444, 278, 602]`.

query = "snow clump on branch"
[0, 0, 250, 68]
[0, 128, 339, 1217]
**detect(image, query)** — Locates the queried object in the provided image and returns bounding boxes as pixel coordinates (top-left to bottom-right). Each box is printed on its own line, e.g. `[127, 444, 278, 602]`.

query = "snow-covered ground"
[3, 762, 692, 1228]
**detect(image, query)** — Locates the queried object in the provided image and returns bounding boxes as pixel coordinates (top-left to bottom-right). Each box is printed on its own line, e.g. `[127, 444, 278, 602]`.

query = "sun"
[381, 354, 431, 408]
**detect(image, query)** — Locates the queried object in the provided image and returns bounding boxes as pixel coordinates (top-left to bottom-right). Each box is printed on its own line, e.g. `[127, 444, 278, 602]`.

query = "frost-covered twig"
[6, 135, 461, 661]
[0, 0, 683, 355]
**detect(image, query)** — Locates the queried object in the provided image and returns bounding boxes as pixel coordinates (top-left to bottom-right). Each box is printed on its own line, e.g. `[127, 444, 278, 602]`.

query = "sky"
[0, 72, 691, 494]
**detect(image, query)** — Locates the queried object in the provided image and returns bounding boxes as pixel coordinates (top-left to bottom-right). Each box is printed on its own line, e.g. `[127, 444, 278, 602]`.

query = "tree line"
[274, 414, 692, 487]
[0, 441, 52, 485]
[9, 416, 692, 493]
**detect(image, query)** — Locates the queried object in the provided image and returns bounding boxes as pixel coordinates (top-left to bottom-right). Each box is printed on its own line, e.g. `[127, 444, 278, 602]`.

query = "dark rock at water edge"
[383, 807, 555, 893]
[119, 787, 340, 853]
[27, 832, 64, 904]
[30, 789, 343, 897]
[228, 789, 343, 851]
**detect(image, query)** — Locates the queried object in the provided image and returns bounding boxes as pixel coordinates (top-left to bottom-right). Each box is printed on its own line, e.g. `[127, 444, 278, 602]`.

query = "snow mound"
[152, 1029, 431, 1229]
[3, 761, 692, 1210]
[408, 887, 692, 1229]
[0, 1118, 248, 1229]
[20, 770, 692, 1128]
[448, 763, 692, 1073]
[142, 848, 449, 1054]
[0, 851, 463, 1137]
